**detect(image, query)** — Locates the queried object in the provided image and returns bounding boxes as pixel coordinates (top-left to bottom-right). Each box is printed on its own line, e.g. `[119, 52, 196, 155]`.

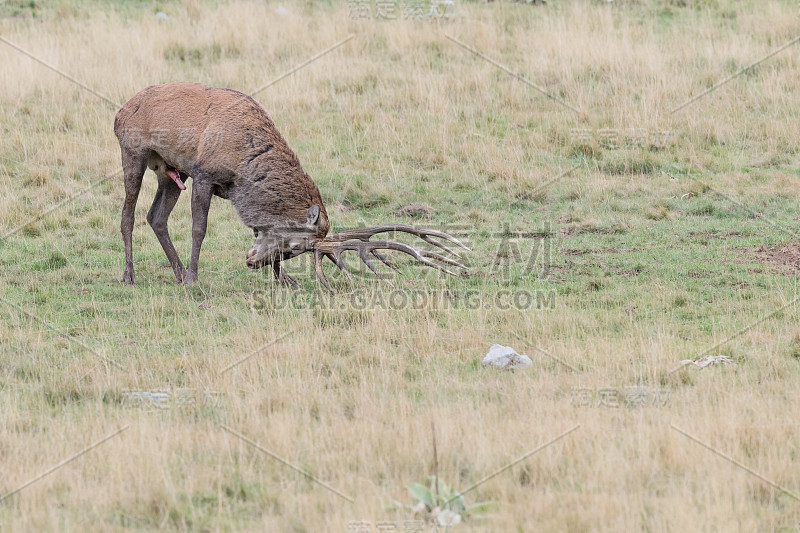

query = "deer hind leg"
[147, 157, 187, 283]
[120, 149, 149, 285]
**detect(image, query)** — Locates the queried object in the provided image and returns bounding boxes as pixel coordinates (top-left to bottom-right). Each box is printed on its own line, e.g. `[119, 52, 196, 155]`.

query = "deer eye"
[253, 229, 259, 238]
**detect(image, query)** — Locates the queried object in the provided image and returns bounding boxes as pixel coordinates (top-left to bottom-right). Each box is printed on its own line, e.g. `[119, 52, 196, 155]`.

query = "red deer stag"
[114, 82, 467, 291]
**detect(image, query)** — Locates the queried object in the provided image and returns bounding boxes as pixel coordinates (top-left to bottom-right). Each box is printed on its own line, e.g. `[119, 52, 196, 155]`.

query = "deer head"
[245, 205, 326, 269]
[237, 167, 468, 291]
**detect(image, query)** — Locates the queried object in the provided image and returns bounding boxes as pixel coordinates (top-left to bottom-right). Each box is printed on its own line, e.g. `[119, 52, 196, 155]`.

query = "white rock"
[482, 344, 532, 369]
[679, 355, 735, 368]
[122, 390, 170, 408]
[156, 11, 169, 20]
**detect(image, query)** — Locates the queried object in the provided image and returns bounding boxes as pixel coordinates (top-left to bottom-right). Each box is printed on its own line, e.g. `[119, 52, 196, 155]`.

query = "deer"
[113, 82, 467, 292]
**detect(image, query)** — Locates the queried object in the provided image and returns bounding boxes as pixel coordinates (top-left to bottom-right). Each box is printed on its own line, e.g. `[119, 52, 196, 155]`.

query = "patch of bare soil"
[755, 243, 800, 273]
[396, 203, 433, 218]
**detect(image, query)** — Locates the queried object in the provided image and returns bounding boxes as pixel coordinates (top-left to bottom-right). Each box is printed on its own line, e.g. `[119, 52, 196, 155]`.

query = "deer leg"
[120, 151, 148, 285]
[146, 173, 186, 282]
[185, 181, 213, 283]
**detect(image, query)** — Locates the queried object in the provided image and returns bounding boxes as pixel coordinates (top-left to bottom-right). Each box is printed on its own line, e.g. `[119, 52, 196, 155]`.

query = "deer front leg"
[185, 181, 213, 284]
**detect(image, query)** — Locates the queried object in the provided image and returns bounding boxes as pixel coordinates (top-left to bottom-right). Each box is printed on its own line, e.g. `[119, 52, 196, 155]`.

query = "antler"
[311, 224, 469, 292]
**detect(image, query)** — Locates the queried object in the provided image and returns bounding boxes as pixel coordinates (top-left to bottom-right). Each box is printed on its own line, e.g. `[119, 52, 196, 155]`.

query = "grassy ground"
[1, 0, 800, 531]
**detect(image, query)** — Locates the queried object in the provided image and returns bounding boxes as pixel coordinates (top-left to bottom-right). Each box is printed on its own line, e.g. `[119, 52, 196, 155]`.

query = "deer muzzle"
[246, 248, 260, 268]
[246, 248, 301, 269]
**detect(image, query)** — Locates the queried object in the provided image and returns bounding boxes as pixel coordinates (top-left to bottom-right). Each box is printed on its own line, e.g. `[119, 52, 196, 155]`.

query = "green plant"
[406, 476, 492, 527]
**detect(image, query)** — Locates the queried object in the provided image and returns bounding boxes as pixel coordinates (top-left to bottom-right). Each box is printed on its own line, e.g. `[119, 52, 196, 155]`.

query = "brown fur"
[114, 82, 329, 284]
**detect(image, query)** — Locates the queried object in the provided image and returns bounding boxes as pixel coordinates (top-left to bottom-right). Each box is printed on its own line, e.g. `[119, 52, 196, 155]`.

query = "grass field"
[1, 0, 800, 531]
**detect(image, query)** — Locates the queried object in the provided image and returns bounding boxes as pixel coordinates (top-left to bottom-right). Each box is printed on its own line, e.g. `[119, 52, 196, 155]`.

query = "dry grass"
[1, 0, 800, 531]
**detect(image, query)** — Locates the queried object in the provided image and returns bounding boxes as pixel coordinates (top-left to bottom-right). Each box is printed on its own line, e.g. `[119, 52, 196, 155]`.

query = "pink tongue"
[166, 169, 186, 190]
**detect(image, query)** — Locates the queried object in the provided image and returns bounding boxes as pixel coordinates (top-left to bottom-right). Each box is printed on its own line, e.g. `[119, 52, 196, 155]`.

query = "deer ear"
[306, 205, 321, 226]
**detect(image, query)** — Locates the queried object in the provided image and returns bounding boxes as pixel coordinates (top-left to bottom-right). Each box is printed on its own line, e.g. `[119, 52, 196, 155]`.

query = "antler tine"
[359, 248, 392, 284]
[326, 251, 352, 280]
[417, 233, 462, 258]
[371, 250, 401, 274]
[272, 260, 300, 288]
[386, 226, 470, 257]
[314, 250, 334, 293]
[417, 248, 467, 269]
[389, 243, 461, 276]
